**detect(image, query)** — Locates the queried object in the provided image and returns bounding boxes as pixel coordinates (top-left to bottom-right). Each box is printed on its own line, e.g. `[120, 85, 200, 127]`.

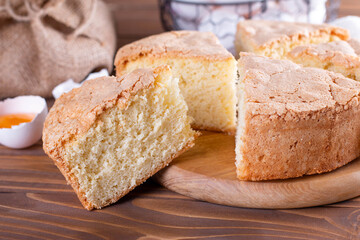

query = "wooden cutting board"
[154, 131, 360, 209]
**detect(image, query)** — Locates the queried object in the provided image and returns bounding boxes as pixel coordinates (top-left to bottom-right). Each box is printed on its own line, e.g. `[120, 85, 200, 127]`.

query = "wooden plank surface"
[0, 142, 360, 239]
[155, 131, 360, 209]
[1, 0, 360, 239]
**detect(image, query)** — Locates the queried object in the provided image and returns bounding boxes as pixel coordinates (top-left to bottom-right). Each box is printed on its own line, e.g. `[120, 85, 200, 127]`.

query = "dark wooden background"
[1, 0, 360, 239]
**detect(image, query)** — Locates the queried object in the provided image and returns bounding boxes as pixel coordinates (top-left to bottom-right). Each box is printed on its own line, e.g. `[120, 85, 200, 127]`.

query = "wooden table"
[1, 1, 360, 239]
[1, 142, 360, 240]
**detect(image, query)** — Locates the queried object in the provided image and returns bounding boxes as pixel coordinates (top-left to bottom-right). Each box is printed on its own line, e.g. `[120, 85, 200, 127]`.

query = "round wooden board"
[154, 131, 360, 209]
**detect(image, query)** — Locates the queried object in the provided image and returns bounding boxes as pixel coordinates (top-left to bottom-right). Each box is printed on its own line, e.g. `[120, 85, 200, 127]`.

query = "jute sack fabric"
[0, 0, 116, 98]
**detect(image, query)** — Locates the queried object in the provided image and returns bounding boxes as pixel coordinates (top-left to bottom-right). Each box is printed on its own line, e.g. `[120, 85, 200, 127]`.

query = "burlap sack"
[0, 0, 116, 98]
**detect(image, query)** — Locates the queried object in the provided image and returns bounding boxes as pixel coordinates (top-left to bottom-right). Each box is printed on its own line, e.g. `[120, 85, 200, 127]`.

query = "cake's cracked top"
[114, 31, 233, 68]
[290, 40, 357, 56]
[237, 20, 349, 48]
[43, 68, 162, 162]
[348, 39, 360, 55]
[238, 53, 360, 118]
[288, 40, 360, 68]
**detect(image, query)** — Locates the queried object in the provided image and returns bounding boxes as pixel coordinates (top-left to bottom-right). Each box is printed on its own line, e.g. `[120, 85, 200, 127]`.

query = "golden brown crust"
[237, 20, 349, 51]
[238, 53, 360, 114]
[237, 103, 360, 181]
[348, 38, 360, 55]
[237, 53, 360, 181]
[43, 69, 157, 162]
[114, 31, 233, 74]
[42, 67, 167, 210]
[287, 40, 360, 69]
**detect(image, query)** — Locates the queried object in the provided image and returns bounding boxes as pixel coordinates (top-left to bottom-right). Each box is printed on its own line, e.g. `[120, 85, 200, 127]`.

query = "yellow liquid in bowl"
[0, 113, 36, 129]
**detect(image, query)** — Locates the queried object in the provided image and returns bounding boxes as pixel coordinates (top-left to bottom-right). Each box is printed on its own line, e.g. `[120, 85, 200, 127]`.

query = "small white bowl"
[0, 96, 48, 149]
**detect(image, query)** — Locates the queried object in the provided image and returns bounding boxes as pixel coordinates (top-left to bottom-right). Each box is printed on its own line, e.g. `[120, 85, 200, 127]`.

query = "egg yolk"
[0, 113, 36, 129]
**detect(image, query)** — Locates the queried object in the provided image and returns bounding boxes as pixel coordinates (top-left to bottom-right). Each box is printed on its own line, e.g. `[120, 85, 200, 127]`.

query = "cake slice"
[43, 66, 199, 210]
[235, 20, 349, 59]
[287, 40, 360, 81]
[236, 53, 360, 181]
[114, 31, 237, 134]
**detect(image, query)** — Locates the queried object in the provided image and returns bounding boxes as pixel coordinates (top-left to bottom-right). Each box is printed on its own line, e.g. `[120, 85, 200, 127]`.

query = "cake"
[287, 40, 360, 81]
[42, 66, 199, 210]
[236, 53, 360, 181]
[348, 38, 360, 55]
[114, 31, 237, 134]
[235, 20, 349, 59]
